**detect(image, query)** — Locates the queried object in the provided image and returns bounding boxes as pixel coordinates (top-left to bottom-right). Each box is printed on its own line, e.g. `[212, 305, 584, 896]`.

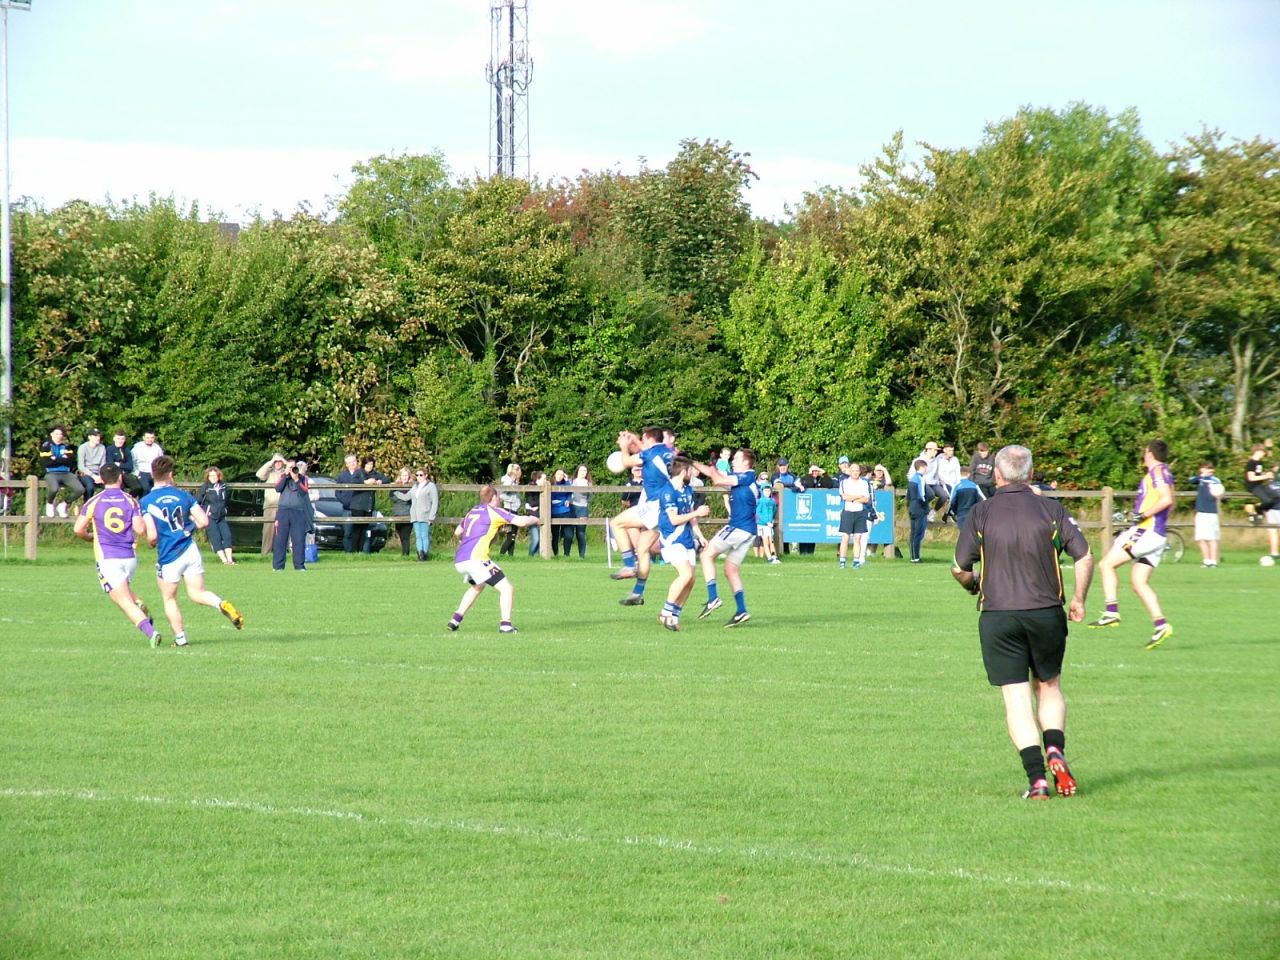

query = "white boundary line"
[2, 785, 1275, 911]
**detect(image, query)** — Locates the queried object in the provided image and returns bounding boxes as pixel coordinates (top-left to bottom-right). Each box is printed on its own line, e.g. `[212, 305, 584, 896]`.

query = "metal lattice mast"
[486, 0, 531, 180]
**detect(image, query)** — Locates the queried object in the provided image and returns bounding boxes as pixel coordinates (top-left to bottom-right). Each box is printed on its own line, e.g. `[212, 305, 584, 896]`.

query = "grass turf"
[1, 541, 1277, 959]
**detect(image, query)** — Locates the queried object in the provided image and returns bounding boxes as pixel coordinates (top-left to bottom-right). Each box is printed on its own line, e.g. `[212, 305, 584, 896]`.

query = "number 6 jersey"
[80, 488, 143, 562]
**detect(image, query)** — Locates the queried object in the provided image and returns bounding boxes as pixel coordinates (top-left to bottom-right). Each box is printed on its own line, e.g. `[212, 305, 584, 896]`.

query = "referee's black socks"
[1043, 729, 1066, 755]
[1019, 746, 1046, 785]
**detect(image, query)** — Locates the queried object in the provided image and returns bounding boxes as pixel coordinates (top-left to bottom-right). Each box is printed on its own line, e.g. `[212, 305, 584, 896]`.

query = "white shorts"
[1118, 525, 1167, 567]
[757, 522, 774, 539]
[1194, 512, 1220, 542]
[660, 542, 696, 568]
[1268, 508, 1280, 525]
[635, 499, 661, 531]
[707, 526, 755, 566]
[455, 558, 505, 587]
[97, 557, 137, 594]
[156, 542, 205, 583]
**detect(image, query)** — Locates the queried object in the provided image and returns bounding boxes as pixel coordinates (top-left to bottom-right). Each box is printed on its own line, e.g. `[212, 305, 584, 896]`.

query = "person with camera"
[272, 458, 311, 572]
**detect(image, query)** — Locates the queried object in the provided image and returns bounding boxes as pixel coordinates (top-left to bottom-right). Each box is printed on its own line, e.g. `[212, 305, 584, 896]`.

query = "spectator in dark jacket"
[550, 468, 573, 557]
[39, 425, 85, 518]
[907, 459, 930, 562]
[197, 466, 236, 565]
[105, 430, 142, 495]
[273, 460, 311, 572]
[336, 454, 366, 553]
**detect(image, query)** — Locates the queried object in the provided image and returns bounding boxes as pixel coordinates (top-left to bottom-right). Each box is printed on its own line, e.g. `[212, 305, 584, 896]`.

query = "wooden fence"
[1, 475, 1272, 561]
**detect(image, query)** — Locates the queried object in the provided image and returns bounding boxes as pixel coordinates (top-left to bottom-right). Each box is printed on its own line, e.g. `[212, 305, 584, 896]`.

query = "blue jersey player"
[611, 426, 676, 607]
[696, 447, 760, 626]
[141, 455, 244, 647]
[654, 457, 709, 631]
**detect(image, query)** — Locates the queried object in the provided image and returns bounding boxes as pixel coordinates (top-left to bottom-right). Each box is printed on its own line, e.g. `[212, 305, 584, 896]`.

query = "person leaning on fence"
[391, 466, 414, 558]
[550, 469, 573, 556]
[498, 462, 523, 556]
[39, 425, 85, 518]
[952, 443, 1094, 801]
[197, 466, 236, 565]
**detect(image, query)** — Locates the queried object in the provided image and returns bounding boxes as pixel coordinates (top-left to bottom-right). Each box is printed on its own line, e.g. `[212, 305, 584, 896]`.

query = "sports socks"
[1019, 745, 1046, 786]
[734, 591, 746, 615]
[662, 601, 682, 620]
[706, 580, 719, 603]
[449, 612, 463, 628]
[620, 550, 636, 569]
[137, 618, 155, 641]
[1153, 616, 1168, 629]
[632, 578, 647, 597]
[1043, 729, 1065, 755]
[1105, 601, 1119, 614]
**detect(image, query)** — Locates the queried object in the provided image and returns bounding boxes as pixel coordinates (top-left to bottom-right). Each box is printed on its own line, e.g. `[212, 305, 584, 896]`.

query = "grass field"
[2, 539, 1277, 959]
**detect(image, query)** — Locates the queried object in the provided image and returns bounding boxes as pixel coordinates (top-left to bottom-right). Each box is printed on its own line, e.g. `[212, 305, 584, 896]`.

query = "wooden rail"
[2, 476, 1273, 561]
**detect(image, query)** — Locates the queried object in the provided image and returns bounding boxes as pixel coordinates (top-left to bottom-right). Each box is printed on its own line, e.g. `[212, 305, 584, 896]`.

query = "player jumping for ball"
[449, 484, 539, 634]
[695, 447, 760, 627]
[612, 426, 675, 608]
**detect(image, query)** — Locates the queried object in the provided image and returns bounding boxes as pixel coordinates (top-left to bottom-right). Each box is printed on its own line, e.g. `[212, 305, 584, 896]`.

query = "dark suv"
[226, 474, 389, 552]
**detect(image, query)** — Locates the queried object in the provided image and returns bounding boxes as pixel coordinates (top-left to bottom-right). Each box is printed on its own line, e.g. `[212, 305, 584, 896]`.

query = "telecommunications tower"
[486, 0, 531, 180]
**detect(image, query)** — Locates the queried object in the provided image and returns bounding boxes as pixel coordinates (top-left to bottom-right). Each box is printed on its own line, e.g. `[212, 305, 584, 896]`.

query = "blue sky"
[8, 0, 1279, 221]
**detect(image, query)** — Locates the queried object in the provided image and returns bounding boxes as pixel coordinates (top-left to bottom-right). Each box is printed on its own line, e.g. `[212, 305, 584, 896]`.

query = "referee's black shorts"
[978, 607, 1068, 686]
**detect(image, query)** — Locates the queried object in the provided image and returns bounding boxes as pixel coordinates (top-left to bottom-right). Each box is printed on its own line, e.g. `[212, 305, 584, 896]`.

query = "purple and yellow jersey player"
[448, 484, 538, 635]
[1089, 439, 1176, 650]
[73, 463, 162, 647]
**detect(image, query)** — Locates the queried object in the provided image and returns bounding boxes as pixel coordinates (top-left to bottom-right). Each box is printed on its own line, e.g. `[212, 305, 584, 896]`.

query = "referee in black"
[952, 445, 1094, 800]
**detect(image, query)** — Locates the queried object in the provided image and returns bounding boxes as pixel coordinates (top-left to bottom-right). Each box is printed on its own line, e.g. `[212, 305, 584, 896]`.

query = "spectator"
[1244, 441, 1279, 515]
[970, 441, 996, 499]
[914, 441, 944, 519]
[1192, 461, 1223, 568]
[949, 466, 985, 529]
[867, 464, 895, 558]
[498, 462, 522, 557]
[771, 458, 802, 555]
[568, 464, 591, 558]
[352, 457, 387, 554]
[907, 458, 930, 563]
[754, 472, 781, 564]
[936, 443, 961, 519]
[39, 425, 85, 518]
[272, 458, 311, 572]
[256, 452, 288, 555]
[105, 430, 142, 496]
[621, 464, 644, 508]
[796, 463, 831, 556]
[335, 454, 367, 553]
[197, 466, 236, 565]
[838, 460, 872, 569]
[526, 470, 546, 556]
[77, 428, 107, 500]
[550, 468, 573, 556]
[409, 466, 438, 560]
[131, 431, 164, 495]
[391, 466, 414, 558]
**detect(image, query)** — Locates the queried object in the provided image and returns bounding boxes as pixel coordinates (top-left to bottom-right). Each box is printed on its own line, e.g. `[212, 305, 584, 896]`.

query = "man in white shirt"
[838, 459, 872, 569]
[935, 442, 962, 521]
[131, 431, 164, 495]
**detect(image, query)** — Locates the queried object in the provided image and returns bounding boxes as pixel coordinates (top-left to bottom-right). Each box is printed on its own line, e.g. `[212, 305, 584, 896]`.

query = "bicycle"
[1111, 511, 1184, 563]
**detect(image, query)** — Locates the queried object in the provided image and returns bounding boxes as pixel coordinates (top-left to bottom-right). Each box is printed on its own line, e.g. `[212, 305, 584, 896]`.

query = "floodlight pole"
[0, 0, 29, 482]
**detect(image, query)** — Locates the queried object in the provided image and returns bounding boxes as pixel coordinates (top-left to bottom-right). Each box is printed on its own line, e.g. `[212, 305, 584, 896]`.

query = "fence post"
[25, 475, 39, 560]
[1100, 486, 1113, 554]
[539, 483, 551, 559]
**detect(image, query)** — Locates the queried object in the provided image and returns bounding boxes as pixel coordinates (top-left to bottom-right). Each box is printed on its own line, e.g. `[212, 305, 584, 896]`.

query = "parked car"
[225, 474, 389, 553]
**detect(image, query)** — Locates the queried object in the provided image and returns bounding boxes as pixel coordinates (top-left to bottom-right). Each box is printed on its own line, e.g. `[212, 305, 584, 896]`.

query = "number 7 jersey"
[140, 486, 200, 566]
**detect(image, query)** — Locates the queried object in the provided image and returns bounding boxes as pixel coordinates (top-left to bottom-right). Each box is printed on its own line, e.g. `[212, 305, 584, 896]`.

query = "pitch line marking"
[1, 785, 1275, 912]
